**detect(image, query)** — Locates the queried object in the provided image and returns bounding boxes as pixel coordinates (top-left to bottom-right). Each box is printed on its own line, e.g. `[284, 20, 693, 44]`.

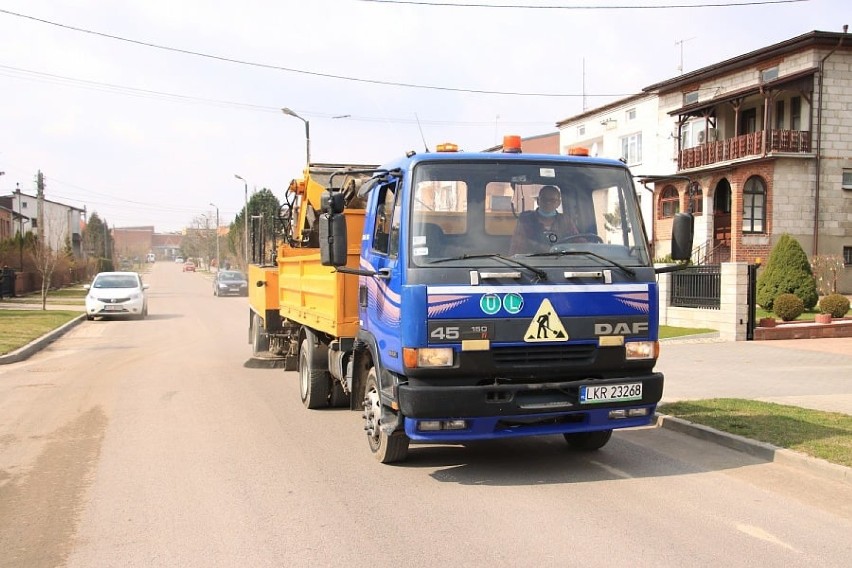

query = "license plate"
[103, 304, 123, 311]
[580, 383, 642, 404]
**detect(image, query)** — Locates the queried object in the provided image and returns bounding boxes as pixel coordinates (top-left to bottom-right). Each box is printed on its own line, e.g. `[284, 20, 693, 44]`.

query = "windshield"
[93, 275, 140, 289]
[219, 271, 246, 281]
[409, 161, 650, 268]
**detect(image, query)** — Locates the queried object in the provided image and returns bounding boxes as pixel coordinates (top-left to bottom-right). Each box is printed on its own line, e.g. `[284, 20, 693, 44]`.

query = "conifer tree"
[756, 233, 818, 310]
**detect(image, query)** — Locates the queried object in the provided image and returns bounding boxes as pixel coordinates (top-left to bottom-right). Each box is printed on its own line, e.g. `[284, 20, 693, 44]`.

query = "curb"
[0, 314, 86, 365]
[656, 414, 851, 485]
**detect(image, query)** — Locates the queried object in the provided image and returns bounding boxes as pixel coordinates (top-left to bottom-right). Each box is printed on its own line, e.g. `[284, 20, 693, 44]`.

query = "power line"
[0, 8, 638, 98]
[356, 0, 808, 8]
[0, 64, 568, 126]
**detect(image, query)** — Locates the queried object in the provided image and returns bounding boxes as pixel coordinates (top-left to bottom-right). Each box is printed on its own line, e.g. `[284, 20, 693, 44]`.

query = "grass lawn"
[2, 287, 87, 305]
[0, 310, 82, 355]
[660, 325, 716, 339]
[658, 398, 852, 468]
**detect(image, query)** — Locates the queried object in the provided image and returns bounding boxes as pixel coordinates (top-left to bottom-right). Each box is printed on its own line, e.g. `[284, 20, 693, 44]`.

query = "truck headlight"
[625, 341, 658, 360]
[403, 347, 454, 368]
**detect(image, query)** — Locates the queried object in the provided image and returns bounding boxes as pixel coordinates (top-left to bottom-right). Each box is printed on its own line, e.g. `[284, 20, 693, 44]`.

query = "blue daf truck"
[261, 136, 693, 463]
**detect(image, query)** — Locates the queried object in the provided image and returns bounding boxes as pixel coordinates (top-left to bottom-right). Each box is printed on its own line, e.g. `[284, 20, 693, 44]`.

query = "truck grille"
[492, 344, 596, 368]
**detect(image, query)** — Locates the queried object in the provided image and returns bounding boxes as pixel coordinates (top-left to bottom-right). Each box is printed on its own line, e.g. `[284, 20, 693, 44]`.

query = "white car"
[84, 271, 149, 320]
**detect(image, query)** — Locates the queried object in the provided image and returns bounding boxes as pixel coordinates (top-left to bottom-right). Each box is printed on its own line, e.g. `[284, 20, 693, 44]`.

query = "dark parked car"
[213, 270, 248, 297]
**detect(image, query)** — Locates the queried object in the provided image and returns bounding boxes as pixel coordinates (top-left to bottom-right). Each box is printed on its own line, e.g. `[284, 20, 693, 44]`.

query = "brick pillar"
[720, 262, 749, 341]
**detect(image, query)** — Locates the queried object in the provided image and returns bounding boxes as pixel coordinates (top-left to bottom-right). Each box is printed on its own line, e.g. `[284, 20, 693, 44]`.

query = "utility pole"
[36, 171, 45, 245]
[210, 203, 220, 271]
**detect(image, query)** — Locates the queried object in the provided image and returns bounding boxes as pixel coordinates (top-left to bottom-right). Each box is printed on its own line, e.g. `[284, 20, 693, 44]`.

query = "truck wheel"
[564, 430, 613, 451]
[364, 368, 409, 463]
[251, 314, 269, 355]
[299, 338, 330, 409]
[329, 380, 349, 408]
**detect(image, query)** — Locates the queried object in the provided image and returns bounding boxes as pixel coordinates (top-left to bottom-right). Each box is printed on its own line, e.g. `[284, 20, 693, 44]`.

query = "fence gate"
[670, 266, 721, 310]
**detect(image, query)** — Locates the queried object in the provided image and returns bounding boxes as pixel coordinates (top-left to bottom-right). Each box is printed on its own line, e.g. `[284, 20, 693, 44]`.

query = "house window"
[620, 132, 642, 166]
[659, 186, 680, 219]
[760, 66, 779, 83]
[626, 108, 637, 121]
[842, 169, 852, 190]
[690, 185, 703, 215]
[791, 96, 801, 130]
[844, 246, 852, 266]
[577, 125, 585, 137]
[775, 100, 785, 129]
[683, 91, 699, 105]
[742, 176, 766, 233]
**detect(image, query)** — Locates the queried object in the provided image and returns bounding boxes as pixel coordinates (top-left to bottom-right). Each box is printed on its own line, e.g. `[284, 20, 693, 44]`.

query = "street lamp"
[209, 202, 220, 272]
[234, 174, 248, 266]
[281, 107, 311, 166]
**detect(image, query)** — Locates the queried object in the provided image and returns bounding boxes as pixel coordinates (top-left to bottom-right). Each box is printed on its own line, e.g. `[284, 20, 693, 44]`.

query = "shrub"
[818, 293, 850, 318]
[756, 234, 818, 310]
[773, 293, 804, 321]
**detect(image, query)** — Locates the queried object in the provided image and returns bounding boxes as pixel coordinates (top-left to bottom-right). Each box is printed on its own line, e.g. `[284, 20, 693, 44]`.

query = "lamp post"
[281, 107, 311, 166]
[234, 174, 248, 266]
[209, 202, 220, 272]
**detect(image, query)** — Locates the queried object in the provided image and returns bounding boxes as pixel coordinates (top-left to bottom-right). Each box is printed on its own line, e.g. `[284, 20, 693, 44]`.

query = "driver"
[509, 185, 580, 254]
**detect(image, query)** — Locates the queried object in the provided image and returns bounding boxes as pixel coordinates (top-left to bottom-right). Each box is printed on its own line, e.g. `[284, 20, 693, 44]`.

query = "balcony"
[679, 129, 811, 170]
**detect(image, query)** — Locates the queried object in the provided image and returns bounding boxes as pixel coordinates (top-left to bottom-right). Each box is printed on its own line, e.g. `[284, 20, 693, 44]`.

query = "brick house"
[112, 226, 155, 261]
[645, 30, 851, 293]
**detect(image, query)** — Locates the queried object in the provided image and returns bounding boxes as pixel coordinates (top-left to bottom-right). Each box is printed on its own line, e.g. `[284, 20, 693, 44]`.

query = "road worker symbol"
[524, 298, 569, 342]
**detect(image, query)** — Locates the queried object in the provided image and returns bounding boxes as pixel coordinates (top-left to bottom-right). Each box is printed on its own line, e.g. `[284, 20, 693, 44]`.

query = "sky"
[0, 0, 846, 232]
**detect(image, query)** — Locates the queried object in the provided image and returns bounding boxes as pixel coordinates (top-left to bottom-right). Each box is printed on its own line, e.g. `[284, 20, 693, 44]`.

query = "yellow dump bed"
[277, 209, 365, 339]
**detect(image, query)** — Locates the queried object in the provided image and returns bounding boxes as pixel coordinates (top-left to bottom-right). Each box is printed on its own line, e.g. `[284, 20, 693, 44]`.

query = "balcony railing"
[679, 129, 811, 170]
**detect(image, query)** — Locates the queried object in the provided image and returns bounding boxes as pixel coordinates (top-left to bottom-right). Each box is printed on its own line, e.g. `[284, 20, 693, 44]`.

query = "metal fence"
[670, 265, 721, 309]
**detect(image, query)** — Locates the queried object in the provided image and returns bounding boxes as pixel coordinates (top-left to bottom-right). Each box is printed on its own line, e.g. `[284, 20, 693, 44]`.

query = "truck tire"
[564, 429, 613, 451]
[299, 338, 330, 409]
[364, 367, 409, 463]
[329, 380, 349, 408]
[251, 314, 270, 355]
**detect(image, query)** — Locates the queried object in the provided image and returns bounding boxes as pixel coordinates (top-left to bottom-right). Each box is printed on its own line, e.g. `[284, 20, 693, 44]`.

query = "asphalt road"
[1, 262, 850, 568]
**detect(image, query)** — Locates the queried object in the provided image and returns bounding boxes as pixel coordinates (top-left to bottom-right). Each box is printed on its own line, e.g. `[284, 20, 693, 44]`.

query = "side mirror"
[670, 213, 694, 261]
[321, 191, 345, 214]
[319, 212, 348, 266]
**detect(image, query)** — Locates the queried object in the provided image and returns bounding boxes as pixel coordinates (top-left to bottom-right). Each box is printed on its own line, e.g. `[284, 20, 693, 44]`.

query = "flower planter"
[814, 313, 833, 325]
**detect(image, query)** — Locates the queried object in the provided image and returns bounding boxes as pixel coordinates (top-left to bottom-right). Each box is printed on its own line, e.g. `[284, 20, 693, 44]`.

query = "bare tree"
[29, 209, 71, 310]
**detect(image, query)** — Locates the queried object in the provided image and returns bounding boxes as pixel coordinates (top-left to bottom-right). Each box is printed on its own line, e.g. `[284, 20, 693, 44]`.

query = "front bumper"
[86, 299, 144, 316]
[397, 373, 663, 419]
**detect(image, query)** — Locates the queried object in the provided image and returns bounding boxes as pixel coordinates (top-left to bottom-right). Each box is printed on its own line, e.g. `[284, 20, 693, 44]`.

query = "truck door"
[361, 180, 403, 367]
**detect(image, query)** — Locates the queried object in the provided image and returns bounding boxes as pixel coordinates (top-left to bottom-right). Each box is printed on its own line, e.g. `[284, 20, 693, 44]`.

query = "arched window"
[742, 176, 766, 233]
[659, 186, 679, 219]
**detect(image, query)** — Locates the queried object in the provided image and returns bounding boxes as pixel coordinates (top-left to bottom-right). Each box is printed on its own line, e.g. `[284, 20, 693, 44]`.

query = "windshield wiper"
[426, 253, 548, 282]
[525, 250, 636, 278]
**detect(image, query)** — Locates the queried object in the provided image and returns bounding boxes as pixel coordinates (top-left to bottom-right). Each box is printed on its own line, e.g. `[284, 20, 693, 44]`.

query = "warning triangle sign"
[524, 298, 569, 342]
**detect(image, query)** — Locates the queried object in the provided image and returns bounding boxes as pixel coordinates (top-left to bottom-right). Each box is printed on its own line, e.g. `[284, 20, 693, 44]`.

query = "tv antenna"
[675, 37, 695, 75]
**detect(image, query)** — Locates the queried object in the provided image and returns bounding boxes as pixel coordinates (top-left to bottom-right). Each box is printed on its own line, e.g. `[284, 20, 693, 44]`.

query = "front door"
[713, 180, 732, 258]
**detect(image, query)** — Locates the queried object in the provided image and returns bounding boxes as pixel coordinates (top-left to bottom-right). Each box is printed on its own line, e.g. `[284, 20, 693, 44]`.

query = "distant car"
[84, 271, 149, 321]
[213, 270, 248, 297]
[175, 257, 184, 263]
[183, 261, 196, 272]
